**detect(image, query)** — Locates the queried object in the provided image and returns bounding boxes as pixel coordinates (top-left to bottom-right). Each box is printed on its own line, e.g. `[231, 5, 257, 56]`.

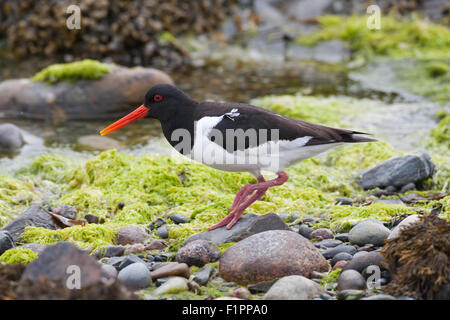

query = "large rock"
[186, 213, 289, 245]
[2, 205, 59, 242]
[20, 242, 108, 288]
[263, 275, 325, 300]
[357, 152, 436, 190]
[0, 123, 25, 151]
[348, 219, 391, 246]
[0, 65, 173, 121]
[219, 230, 329, 285]
[0, 230, 15, 255]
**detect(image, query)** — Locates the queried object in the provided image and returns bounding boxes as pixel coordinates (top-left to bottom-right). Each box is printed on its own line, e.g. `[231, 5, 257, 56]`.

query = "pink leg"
[208, 172, 289, 231]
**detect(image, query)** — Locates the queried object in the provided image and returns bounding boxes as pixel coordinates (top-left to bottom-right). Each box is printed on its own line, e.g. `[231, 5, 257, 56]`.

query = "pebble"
[298, 224, 313, 239]
[263, 275, 325, 300]
[112, 254, 146, 271]
[336, 197, 353, 205]
[337, 270, 366, 291]
[101, 263, 118, 280]
[157, 225, 169, 239]
[150, 262, 190, 280]
[314, 239, 342, 249]
[334, 233, 349, 242]
[116, 226, 149, 245]
[145, 239, 167, 250]
[230, 287, 251, 299]
[154, 276, 189, 295]
[322, 244, 357, 259]
[331, 252, 353, 266]
[103, 245, 125, 257]
[0, 123, 24, 150]
[348, 219, 391, 246]
[176, 240, 220, 267]
[342, 251, 384, 273]
[309, 228, 334, 240]
[399, 182, 415, 193]
[193, 265, 214, 286]
[84, 213, 104, 224]
[117, 262, 151, 289]
[169, 213, 190, 224]
[332, 260, 348, 270]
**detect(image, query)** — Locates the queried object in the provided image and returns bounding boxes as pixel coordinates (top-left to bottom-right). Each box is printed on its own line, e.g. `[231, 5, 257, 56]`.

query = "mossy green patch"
[319, 268, 341, 288]
[298, 15, 450, 60]
[31, 59, 111, 84]
[430, 112, 450, 149]
[0, 248, 38, 264]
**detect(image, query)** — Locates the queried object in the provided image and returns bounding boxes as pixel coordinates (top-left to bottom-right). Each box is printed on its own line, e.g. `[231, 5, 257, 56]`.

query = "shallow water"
[0, 57, 446, 175]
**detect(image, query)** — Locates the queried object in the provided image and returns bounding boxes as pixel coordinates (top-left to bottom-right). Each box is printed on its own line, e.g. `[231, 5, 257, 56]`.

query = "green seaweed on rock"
[0, 248, 38, 265]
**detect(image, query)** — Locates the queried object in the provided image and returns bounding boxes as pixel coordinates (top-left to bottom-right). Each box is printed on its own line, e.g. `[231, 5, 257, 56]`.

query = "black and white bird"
[100, 84, 376, 230]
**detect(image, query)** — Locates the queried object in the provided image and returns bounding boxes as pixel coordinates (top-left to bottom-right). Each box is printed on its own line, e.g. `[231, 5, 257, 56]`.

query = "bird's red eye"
[154, 94, 162, 102]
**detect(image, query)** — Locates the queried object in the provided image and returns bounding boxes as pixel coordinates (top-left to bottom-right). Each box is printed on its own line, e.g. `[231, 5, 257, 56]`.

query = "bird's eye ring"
[154, 94, 162, 102]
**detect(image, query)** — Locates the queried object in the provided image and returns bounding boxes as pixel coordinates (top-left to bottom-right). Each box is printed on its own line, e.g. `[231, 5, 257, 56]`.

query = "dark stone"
[248, 280, 277, 294]
[169, 213, 190, 224]
[342, 251, 384, 273]
[156, 225, 169, 239]
[331, 252, 353, 266]
[150, 218, 166, 230]
[337, 270, 366, 290]
[0, 230, 15, 255]
[357, 152, 436, 190]
[84, 213, 104, 224]
[117, 254, 146, 271]
[336, 197, 353, 205]
[20, 242, 107, 288]
[219, 230, 329, 285]
[117, 262, 151, 289]
[117, 201, 125, 210]
[2, 205, 59, 242]
[348, 219, 390, 246]
[399, 182, 416, 193]
[310, 228, 334, 240]
[193, 265, 214, 286]
[0, 123, 24, 151]
[298, 224, 314, 239]
[186, 213, 289, 245]
[176, 240, 220, 267]
[52, 205, 77, 220]
[322, 245, 357, 259]
[335, 233, 349, 242]
[314, 239, 342, 249]
[103, 245, 125, 258]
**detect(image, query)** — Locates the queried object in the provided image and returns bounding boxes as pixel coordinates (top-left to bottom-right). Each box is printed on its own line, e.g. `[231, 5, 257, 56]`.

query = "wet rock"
[342, 251, 384, 273]
[52, 205, 77, 220]
[169, 213, 190, 224]
[186, 213, 289, 245]
[310, 228, 334, 240]
[0, 123, 24, 151]
[2, 205, 59, 242]
[219, 230, 329, 285]
[387, 214, 421, 240]
[193, 265, 213, 286]
[176, 240, 220, 267]
[248, 280, 276, 294]
[156, 225, 169, 239]
[150, 262, 190, 280]
[0, 230, 15, 255]
[348, 219, 391, 246]
[77, 135, 123, 151]
[264, 275, 325, 300]
[154, 276, 188, 295]
[335, 233, 349, 242]
[116, 226, 149, 245]
[117, 262, 151, 289]
[322, 244, 357, 259]
[357, 152, 436, 190]
[337, 270, 366, 291]
[298, 224, 314, 239]
[331, 252, 353, 266]
[20, 242, 107, 288]
[0, 65, 174, 120]
[337, 289, 365, 300]
[314, 239, 342, 249]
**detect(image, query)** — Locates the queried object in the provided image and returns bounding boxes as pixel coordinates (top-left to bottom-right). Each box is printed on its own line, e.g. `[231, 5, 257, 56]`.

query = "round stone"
[348, 219, 391, 246]
[117, 262, 151, 289]
[331, 252, 353, 266]
[337, 270, 366, 291]
[176, 240, 220, 267]
[219, 230, 329, 285]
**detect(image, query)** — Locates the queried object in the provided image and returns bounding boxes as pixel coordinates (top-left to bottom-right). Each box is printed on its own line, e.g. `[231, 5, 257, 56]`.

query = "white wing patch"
[224, 108, 240, 121]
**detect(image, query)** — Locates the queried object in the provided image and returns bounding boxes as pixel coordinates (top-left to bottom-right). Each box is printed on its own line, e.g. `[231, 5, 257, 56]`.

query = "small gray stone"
[169, 213, 190, 224]
[314, 239, 342, 249]
[157, 225, 169, 239]
[322, 245, 357, 259]
[336, 197, 353, 205]
[0, 123, 24, 151]
[331, 252, 353, 266]
[117, 254, 146, 270]
[348, 219, 391, 246]
[310, 228, 334, 240]
[0, 230, 15, 255]
[337, 270, 366, 291]
[335, 233, 349, 242]
[118, 262, 151, 289]
[342, 251, 384, 273]
[263, 275, 325, 300]
[399, 182, 416, 193]
[298, 224, 313, 239]
[101, 264, 118, 280]
[154, 276, 188, 295]
[193, 265, 213, 286]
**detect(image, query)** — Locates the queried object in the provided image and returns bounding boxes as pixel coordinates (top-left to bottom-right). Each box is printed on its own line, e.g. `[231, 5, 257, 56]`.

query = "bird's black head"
[100, 84, 196, 136]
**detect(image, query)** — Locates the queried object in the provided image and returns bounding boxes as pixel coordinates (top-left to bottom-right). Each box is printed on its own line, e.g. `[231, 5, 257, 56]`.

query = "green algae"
[319, 268, 341, 288]
[31, 59, 111, 84]
[430, 112, 450, 149]
[0, 248, 38, 265]
[298, 15, 450, 60]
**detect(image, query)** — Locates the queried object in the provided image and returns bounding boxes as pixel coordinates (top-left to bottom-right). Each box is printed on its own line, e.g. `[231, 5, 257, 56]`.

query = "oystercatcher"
[100, 84, 375, 230]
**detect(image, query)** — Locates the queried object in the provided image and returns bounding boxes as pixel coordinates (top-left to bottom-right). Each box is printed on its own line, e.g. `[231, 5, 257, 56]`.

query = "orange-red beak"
[100, 105, 149, 136]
